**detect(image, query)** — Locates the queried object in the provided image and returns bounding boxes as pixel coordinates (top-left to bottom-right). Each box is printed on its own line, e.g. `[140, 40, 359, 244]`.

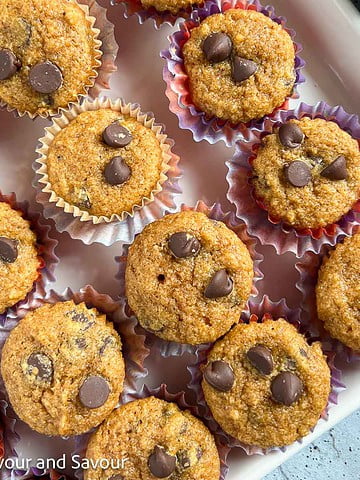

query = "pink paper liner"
[33, 98, 182, 246]
[187, 295, 345, 455]
[0, 191, 58, 325]
[111, 0, 211, 29]
[115, 201, 264, 358]
[226, 101, 360, 257]
[161, 0, 305, 146]
[73, 383, 230, 480]
[0, 285, 150, 479]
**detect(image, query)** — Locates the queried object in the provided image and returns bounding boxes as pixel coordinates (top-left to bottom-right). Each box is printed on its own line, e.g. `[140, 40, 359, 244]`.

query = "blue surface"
[264, 410, 360, 480]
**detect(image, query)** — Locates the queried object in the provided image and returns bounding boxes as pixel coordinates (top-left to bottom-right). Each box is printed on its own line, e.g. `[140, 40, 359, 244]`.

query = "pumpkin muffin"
[85, 397, 220, 480]
[317, 232, 360, 351]
[0, 201, 39, 314]
[202, 319, 331, 448]
[252, 117, 360, 229]
[125, 211, 254, 344]
[182, 8, 296, 124]
[0, 0, 101, 116]
[45, 108, 166, 218]
[1, 300, 125, 436]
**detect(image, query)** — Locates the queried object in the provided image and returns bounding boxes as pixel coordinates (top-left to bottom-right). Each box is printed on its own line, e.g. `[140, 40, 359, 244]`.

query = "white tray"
[1, 0, 360, 479]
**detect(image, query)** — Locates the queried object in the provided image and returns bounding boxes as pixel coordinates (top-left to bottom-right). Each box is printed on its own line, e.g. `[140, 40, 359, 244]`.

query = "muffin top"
[1, 300, 125, 436]
[0, 0, 100, 116]
[317, 232, 360, 351]
[140, 0, 198, 14]
[46, 109, 165, 218]
[125, 211, 254, 344]
[252, 117, 360, 229]
[0, 202, 39, 314]
[85, 396, 220, 480]
[183, 9, 295, 124]
[202, 319, 330, 448]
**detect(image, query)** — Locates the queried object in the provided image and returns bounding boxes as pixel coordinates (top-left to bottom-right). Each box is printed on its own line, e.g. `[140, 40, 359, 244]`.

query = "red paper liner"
[187, 295, 345, 455]
[115, 201, 264, 358]
[0, 191, 58, 325]
[227, 101, 360, 257]
[161, 0, 305, 145]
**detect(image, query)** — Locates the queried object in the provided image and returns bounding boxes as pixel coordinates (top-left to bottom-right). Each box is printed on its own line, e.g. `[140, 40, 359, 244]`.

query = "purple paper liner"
[0, 191, 58, 326]
[226, 101, 360, 257]
[161, 0, 305, 146]
[0, 286, 150, 480]
[111, 0, 212, 29]
[187, 295, 345, 455]
[73, 383, 230, 480]
[115, 200, 264, 358]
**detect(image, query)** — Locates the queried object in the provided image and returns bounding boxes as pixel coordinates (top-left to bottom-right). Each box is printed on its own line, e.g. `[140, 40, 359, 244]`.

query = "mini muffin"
[182, 9, 295, 124]
[317, 232, 360, 351]
[252, 118, 360, 229]
[125, 211, 254, 344]
[0, 202, 40, 314]
[140, 0, 200, 14]
[0, 0, 101, 116]
[202, 319, 330, 448]
[85, 396, 220, 480]
[1, 300, 125, 436]
[45, 108, 166, 218]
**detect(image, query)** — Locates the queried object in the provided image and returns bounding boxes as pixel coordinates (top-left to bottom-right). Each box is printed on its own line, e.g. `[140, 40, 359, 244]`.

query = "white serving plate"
[1, 0, 360, 479]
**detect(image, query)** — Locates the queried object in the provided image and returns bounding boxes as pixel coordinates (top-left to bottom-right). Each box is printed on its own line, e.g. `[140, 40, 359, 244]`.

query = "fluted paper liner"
[34, 97, 182, 246]
[0, 0, 117, 119]
[161, 0, 305, 145]
[115, 201, 264, 358]
[226, 101, 360, 257]
[187, 295, 345, 455]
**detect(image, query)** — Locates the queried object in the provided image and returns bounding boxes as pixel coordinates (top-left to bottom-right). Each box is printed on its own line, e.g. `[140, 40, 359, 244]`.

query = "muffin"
[252, 118, 360, 229]
[44, 108, 167, 218]
[0, 0, 101, 116]
[0, 201, 40, 314]
[317, 232, 360, 351]
[140, 0, 200, 14]
[1, 300, 125, 436]
[125, 211, 254, 345]
[85, 396, 220, 480]
[182, 8, 296, 124]
[202, 319, 331, 448]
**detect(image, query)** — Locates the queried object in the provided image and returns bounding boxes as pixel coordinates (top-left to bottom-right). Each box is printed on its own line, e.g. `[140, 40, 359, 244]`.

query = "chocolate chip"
[67, 310, 91, 323]
[284, 161, 311, 187]
[299, 348, 308, 358]
[29, 61, 63, 94]
[75, 338, 87, 349]
[104, 156, 131, 186]
[102, 122, 132, 148]
[108, 476, 124, 480]
[79, 375, 110, 409]
[320, 155, 348, 181]
[99, 336, 115, 356]
[247, 345, 274, 375]
[271, 372, 303, 406]
[204, 269, 233, 298]
[0, 237, 18, 263]
[0, 49, 21, 80]
[148, 446, 176, 478]
[27, 353, 53, 382]
[202, 33, 232, 63]
[204, 360, 235, 392]
[177, 451, 191, 469]
[168, 232, 201, 259]
[278, 123, 304, 149]
[232, 56, 258, 83]
[196, 447, 203, 460]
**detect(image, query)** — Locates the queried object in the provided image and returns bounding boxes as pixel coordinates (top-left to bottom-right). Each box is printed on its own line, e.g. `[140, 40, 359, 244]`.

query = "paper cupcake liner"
[33, 97, 182, 246]
[161, 0, 305, 146]
[115, 201, 264, 358]
[0, 191, 58, 325]
[73, 383, 230, 480]
[0, 285, 150, 479]
[111, 0, 211, 29]
[0, 0, 117, 119]
[187, 295, 345, 455]
[226, 101, 360, 257]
